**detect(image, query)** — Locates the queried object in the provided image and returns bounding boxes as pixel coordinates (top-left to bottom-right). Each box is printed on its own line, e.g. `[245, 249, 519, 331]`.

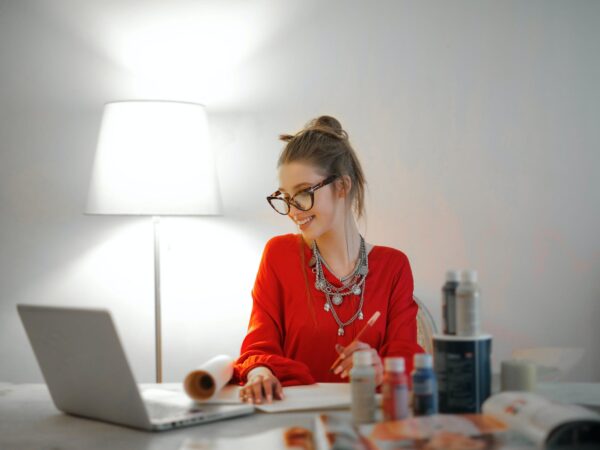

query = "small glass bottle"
[350, 350, 377, 424]
[412, 353, 438, 416]
[382, 357, 409, 421]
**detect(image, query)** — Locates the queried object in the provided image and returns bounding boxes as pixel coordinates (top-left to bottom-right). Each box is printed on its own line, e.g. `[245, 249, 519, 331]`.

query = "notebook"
[143, 382, 351, 413]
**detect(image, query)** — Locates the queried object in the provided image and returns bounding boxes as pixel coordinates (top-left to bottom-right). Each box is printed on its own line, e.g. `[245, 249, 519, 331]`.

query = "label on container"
[412, 371, 438, 416]
[413, 393, 437, 416]
[351, 375, 376, 424]
[382, 382, 409, 421]
[413, 381, 435, 395]
[442, 281, 459, 335]
[434, 336, 492, 414]
[455, 288, 480, 336]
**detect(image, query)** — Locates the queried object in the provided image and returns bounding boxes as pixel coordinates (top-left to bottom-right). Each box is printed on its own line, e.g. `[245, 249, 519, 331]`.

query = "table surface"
[0, 382, 347, 450]
[2, 382, 599, 450]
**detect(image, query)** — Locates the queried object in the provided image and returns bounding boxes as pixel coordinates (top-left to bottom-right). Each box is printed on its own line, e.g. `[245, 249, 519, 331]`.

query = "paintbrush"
[329, 310, 381, 372]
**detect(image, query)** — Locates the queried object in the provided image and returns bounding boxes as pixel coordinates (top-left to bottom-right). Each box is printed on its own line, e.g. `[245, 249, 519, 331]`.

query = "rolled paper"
[184, 355, 234, 401]
[500, 360, 537, 392]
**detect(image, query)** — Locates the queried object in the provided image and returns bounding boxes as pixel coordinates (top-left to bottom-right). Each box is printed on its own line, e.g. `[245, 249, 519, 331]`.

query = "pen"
[329, 311, 381, 372]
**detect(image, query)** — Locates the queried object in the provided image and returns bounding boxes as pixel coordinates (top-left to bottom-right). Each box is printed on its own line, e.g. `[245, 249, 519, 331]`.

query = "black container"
[433, 334, 492, 413]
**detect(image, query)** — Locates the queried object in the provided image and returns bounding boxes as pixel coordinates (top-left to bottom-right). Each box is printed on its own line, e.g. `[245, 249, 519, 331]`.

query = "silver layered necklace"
[311, 235, 369, 336]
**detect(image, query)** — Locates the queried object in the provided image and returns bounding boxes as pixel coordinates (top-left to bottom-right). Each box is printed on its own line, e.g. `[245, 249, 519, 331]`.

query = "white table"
[2, 382, 599, 449]
[0, 383, 333, 450]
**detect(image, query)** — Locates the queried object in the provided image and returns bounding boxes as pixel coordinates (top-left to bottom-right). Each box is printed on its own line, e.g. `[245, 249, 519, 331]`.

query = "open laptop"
[17, 304, 254, 431]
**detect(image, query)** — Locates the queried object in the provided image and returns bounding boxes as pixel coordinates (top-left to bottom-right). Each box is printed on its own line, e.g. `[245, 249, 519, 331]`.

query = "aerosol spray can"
[442, 270, 460, 335]
[455, 270, 481, 336]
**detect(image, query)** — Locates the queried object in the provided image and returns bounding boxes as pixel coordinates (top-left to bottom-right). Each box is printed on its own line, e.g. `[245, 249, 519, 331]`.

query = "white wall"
[1, 0, 599, 383]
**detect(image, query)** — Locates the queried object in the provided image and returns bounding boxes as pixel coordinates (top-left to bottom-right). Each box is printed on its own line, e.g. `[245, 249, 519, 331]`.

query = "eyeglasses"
[267, 175, 337, 215]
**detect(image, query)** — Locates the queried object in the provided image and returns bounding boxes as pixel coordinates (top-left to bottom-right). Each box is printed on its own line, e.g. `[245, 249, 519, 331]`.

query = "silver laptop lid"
[18, 304, 152, 430]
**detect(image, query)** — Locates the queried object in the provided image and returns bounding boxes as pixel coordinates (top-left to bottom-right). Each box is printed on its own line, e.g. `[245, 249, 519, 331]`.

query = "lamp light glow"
[87, 100, 221, 216]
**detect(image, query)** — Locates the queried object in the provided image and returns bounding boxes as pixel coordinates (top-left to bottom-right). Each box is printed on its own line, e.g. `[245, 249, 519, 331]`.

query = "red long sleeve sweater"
[232, 233, 423, 386]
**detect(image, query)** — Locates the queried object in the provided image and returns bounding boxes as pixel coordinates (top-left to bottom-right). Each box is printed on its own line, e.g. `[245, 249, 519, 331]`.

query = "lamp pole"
[153, 216, 163, 383]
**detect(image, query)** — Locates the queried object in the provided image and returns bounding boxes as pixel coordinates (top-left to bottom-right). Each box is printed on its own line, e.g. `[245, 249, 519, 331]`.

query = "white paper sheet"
[536, 382, 600, 407]
[206, 383, 351, 413]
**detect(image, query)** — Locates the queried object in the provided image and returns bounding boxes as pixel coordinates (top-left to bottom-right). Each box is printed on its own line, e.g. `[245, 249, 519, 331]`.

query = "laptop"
[17, 304, 254, 431]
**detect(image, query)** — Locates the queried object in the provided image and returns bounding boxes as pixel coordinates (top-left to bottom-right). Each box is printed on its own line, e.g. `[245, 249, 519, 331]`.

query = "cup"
[500, 360, 537, 392]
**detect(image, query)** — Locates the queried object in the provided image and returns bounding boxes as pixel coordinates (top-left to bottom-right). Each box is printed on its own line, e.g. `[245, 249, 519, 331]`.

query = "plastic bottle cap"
[461, 269, 478, 283]
[445, 270, 460, 282]
[384, 357, 405, 373]
[353, 350, 372, 366]
[414, 353, 433, 368]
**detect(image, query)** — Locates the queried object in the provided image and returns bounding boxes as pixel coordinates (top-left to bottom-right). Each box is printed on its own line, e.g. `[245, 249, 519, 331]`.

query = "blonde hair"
[278, 115, 367, 219]
[278, 116, 368, 326]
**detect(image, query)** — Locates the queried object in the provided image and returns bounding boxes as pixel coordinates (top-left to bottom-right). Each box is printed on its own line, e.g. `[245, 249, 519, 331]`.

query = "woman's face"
[277, 161, 344, 241]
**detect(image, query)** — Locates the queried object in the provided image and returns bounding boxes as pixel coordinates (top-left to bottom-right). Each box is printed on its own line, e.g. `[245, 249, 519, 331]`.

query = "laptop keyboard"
[145, 401, 203, 420]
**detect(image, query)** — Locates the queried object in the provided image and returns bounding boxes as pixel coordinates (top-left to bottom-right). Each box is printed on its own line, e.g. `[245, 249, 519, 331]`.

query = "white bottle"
[455, 269, 481, 336]
[350, 350, 377, 424]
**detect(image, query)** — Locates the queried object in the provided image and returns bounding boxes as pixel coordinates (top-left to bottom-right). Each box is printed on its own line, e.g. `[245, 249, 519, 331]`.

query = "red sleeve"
[232, 239, 315, 386]
[380, 253, 424, 375]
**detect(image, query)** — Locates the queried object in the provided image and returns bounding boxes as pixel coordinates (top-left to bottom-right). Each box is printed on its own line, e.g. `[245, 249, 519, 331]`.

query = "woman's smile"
[295, 215, 315, 229]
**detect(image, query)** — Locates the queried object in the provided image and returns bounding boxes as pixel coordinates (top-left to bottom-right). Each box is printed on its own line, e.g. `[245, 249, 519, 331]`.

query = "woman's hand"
[239, 366, 284, 404]
[332, 341, 384, 385]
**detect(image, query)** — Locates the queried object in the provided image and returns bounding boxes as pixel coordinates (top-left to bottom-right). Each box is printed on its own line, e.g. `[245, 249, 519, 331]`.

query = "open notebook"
[142, 382, 351, 413]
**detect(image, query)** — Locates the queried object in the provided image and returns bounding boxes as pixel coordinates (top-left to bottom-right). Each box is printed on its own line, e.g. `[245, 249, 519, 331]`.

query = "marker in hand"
[329, 311, 381, 372]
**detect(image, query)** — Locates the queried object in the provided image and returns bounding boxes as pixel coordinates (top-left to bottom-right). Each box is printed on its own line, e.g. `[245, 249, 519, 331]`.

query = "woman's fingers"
[333, 341, 370, 375]
[240, 372, 284, 404]
[251, 376, 264, 403]
[334, 343, 383, 380]
[371, 349, 384, 385]
[262, 376, 274, 403]
[341, 340, 369, 356]
[274, 378, 285, 400]
[241, 385, 255, 403]
[337, 356, 354, 378]
[240, 377, 259, 403]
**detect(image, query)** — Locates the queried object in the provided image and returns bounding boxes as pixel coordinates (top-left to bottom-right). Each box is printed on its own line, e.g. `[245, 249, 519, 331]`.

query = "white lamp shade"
[86, 100, 221, 215]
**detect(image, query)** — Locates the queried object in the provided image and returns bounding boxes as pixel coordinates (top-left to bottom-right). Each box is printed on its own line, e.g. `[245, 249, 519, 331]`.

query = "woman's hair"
[278, 116, 367, 326]
[277, 115, 366, 219]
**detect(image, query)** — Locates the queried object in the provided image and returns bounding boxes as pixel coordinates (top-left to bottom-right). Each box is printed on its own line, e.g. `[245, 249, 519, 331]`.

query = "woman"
[233, 116, 423, 404]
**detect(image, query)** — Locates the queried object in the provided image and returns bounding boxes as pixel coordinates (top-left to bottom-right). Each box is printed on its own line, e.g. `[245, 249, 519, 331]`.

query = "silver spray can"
[442, 270, 460, 335]
[455, 270, 481, 336]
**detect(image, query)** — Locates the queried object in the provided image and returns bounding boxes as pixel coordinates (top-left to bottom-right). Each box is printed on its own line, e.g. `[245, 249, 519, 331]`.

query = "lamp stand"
[153, 216, 163, 383]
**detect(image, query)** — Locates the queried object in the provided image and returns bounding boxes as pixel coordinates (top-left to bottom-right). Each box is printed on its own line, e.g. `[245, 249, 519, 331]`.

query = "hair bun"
[313, 115, 342, 132]
[307, 115, 348, 140]
[279, 133, 295, 142]
[280, 115, 348, 143]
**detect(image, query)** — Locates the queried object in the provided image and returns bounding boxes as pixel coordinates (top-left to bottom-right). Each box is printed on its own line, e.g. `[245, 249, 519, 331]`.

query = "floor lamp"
[86, 100, 222, 383]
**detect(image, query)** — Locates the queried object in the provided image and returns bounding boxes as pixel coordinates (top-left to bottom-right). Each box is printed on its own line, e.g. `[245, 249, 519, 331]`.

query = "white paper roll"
[183, 354, 234, 401]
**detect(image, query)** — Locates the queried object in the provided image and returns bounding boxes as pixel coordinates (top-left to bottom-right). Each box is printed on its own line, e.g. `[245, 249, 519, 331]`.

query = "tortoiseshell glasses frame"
[267, 175, 338, 215]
